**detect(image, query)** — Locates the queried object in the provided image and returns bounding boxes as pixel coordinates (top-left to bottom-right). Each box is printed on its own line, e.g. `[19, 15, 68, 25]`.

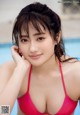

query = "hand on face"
[11, 45, 31, 69]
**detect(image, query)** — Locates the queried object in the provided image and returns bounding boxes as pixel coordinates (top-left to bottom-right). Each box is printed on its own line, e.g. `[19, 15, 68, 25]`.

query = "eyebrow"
[33, 32, 45, 36]
[20, 32, 45, 38]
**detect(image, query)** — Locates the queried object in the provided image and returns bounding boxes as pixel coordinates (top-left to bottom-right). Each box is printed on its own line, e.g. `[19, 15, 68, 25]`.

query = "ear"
[55, 31, 62, 44]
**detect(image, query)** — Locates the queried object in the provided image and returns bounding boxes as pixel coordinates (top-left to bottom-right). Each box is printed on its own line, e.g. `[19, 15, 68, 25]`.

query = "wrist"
[15, 64, 29, 72]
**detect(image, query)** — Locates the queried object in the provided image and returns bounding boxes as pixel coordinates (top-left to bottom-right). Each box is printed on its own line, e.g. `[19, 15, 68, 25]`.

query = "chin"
[30, 60, 46, 67]
[31, 62, 43, 67]
[28, 57, 49, 67]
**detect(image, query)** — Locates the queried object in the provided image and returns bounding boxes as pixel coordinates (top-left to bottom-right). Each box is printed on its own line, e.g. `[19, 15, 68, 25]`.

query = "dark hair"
[12, 2, 74, 62]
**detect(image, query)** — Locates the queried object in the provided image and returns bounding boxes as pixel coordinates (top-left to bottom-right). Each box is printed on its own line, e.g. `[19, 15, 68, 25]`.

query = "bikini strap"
[27, 65, 32, 93]
[58, 61, 67, 95]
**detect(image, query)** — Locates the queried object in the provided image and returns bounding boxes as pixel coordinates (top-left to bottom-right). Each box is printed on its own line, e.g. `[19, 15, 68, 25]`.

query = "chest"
[29, 78, 65, 114]
[19, 71, 76, 114]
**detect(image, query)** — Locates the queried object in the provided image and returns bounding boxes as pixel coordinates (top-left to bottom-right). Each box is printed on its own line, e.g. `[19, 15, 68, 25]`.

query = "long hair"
[12, 2, 75, 62]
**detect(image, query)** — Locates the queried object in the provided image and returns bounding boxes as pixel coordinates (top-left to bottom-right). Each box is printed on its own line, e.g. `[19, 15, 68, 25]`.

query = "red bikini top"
[17, 61, 77, 115]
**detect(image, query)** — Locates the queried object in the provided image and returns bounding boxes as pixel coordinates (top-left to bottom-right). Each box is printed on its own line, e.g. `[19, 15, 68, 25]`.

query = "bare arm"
[0, 62, 29, 113]
[0, 46, 30, 114]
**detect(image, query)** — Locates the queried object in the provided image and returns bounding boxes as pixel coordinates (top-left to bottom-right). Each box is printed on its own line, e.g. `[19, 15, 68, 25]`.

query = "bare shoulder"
[0, 60, 16, 70]
[72, 60, 80, 79]
[72, 60, 80, 98]
[0, 61, 16, 93]
[0, 60, 17, 77]
[66, 59, 80, 99]
[64, 56, 80, 77]
[61, 55, 79, 70]
[61, 55, 80, 85]
[62, 56, 80, 99]
[69, 59, 80, 83]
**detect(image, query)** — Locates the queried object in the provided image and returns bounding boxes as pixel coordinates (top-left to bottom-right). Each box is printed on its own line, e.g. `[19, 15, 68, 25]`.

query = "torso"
[0, 56, 79, 115]
[17, 59, 79, 115]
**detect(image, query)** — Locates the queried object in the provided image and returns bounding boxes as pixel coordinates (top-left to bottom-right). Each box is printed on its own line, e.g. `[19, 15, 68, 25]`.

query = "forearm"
[0, 66, 28, 113]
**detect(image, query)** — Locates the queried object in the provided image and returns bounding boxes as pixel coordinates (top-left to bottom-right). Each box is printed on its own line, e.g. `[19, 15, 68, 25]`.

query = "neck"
[32, 55, 59, 77]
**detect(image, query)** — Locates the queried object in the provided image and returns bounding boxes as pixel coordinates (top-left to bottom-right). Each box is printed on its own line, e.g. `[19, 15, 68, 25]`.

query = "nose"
[29, 41, 38, 53]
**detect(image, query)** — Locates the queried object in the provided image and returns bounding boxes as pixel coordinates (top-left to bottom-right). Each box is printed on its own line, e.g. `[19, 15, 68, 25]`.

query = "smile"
[29, 54, 42, 60]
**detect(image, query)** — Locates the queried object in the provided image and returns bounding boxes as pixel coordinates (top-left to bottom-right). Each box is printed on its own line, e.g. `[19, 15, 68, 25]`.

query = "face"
[18, 23, 57, 66]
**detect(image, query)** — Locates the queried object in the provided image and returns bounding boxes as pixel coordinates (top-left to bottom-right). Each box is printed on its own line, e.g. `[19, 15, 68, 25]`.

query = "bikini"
[17, 61, 77, 115]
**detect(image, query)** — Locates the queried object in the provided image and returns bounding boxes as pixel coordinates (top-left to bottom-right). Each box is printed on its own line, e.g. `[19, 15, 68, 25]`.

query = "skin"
[0, 23, 80, 115]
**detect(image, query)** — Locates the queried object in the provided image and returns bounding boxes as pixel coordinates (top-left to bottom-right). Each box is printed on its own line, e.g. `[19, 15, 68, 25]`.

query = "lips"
[29, 54, 42, 59]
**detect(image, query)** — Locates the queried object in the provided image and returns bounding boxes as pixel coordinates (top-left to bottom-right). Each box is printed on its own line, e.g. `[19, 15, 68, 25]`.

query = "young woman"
[0, 2, 80, 115]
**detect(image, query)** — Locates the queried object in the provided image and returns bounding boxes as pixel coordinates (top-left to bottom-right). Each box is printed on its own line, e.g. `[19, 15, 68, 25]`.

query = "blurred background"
[0, 0, 80, 115]
[0, 0, 80, 43]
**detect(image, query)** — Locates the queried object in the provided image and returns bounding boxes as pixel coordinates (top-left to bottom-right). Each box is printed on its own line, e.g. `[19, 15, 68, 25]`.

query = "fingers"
[11, 46, 31, 67]
[11, 45, 20, 61]
[11, 45, 19, 53]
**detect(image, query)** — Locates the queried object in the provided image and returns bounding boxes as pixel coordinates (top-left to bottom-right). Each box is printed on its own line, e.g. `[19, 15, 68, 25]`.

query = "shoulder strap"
[58, 61, 67, 95]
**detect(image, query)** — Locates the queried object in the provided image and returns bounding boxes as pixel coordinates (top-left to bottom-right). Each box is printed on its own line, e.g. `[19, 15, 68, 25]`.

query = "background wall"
[0, 0, 80, 43]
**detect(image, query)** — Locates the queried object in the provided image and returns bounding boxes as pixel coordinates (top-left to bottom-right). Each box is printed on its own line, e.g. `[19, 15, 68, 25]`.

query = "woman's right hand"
[11, 45, 31, 69]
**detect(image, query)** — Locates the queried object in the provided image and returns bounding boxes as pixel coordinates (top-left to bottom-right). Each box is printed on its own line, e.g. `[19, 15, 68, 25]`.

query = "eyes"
[20, 37, 45, 43]
[37, 37, 45, 41]
[20, 39, 28, 42]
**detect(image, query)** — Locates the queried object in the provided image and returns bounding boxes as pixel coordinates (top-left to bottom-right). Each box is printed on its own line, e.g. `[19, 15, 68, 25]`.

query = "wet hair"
[12, 2, 75, 62]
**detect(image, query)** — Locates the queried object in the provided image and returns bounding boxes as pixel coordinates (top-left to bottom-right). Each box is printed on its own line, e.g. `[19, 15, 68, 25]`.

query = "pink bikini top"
[17, 61, 77, 115]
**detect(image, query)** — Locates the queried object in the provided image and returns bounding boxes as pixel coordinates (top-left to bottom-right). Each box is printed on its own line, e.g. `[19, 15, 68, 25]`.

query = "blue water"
[0, 39, 80, 115]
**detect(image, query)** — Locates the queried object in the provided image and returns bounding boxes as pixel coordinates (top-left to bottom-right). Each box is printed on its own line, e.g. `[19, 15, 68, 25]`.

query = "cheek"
[19, 45, 28, 55]
[47, 45, 55, 54]
[43, 40, 55, 53]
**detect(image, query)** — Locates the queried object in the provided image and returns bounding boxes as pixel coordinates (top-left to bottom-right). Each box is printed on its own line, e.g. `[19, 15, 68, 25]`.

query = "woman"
[0, 2, 80, 115]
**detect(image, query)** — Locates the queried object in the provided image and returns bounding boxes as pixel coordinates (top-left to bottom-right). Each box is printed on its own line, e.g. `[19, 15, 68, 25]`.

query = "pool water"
[0, 39, 80, 115]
